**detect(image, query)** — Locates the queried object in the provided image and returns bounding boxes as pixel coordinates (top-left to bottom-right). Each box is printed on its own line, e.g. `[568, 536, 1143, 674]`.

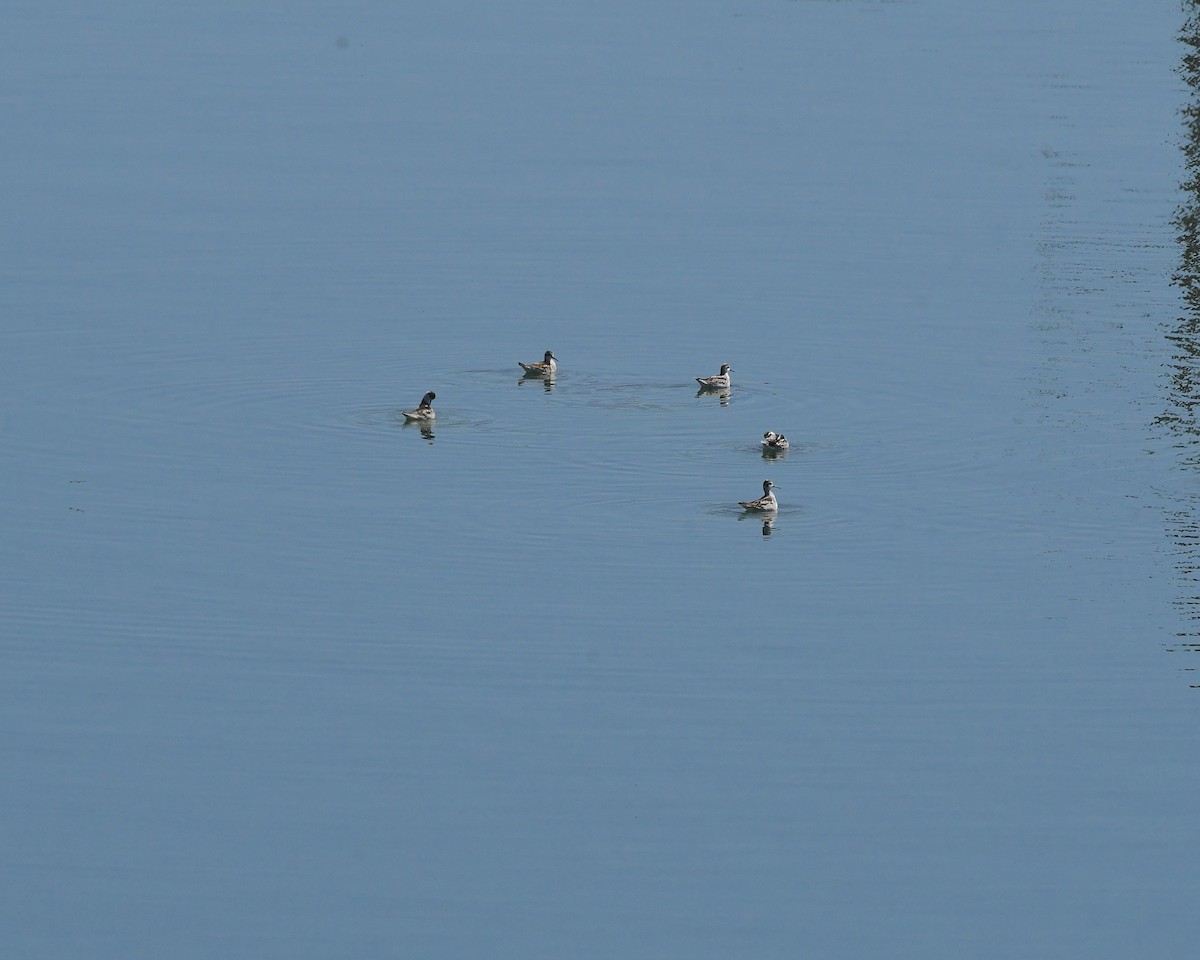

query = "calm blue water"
[3, 1, 1197, 956]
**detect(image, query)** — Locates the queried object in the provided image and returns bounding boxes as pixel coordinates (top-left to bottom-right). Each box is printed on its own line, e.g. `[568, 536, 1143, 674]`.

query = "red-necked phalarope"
[739, 479, 778, 512]
[696, 363, 732, 390]
[402, 391, 436, 421]
[519, 350, 557, 376]
[762, 431, 789, 451]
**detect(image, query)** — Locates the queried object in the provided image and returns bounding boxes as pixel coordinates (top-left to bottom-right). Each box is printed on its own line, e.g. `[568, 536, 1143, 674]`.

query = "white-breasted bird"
[519, 350, 558, 376]
[696, 363, 732, 390]
[762, 431, 789, 451]
[739, 479, 778, 512]
[402, 391, 436, 421]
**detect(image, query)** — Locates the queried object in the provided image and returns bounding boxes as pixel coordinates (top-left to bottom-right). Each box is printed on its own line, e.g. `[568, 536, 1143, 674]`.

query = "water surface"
[2, 2, 1197, 957]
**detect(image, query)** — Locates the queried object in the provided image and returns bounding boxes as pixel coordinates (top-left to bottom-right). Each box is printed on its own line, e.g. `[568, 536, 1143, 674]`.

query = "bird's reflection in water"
[519, 373, 556, 393]
[696, 386, 731, 407]
[402, 420, 435, 442]
[737, 512, 775, 537]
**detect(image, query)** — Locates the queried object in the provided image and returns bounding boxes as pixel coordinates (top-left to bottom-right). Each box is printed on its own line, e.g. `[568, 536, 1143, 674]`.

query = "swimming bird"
[696, 363, 732, 390]
[519, 350, 558, 377]
[739, 479, 778, 512]
[402, 391, 436, 421]
[762, 431, 789, 451]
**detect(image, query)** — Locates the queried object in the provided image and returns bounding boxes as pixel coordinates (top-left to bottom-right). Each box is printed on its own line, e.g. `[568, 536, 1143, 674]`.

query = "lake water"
[4, 1, 1198, 956]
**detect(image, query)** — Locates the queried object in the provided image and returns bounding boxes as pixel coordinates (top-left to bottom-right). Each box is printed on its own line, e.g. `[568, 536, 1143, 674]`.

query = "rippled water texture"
[3, 2, 1197, 957]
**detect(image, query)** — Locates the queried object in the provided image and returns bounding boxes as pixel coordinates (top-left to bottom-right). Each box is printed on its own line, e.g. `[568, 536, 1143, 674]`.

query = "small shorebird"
[519, 350, 558, 376]
[762, 431, 789, 451]
[402, 391, 436, 421]
[696, 363, 732, 390]
[739, 479, 778, 512]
